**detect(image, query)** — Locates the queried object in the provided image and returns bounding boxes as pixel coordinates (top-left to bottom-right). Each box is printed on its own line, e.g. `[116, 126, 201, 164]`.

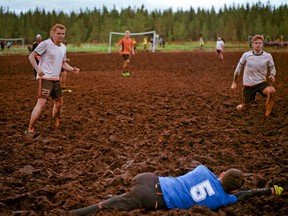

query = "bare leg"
[123, 59, 129, 71]
[262, 86, 276, 117]
[28, 98, 47, 132]
[52, 97, 63, 128]
[220, 51, 224, 60]
[265, 93, 276, 117]
[122, 62, 126, 72]
[126, 60, 129, 71]
[60, 71, 67, 89]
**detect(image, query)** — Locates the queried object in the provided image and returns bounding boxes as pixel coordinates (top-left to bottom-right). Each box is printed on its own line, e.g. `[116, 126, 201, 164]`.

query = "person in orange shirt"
[118, 30, 135, 77]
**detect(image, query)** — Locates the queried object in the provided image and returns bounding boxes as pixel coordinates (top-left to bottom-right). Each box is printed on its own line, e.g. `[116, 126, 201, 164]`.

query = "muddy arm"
[235, 188, 272, 201]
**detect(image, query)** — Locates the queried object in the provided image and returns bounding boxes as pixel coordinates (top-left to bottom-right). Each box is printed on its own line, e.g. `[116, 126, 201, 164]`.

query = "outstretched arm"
[235, 185, 283, 201]
[62, 61, 80, 74]
[231, 53, 247, 90]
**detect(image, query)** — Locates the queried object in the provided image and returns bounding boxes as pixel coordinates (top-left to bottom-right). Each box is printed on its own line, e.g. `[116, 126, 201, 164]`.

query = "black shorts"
[122, 54, 130, 61]
[100, 173, 167, 211]
[243, 82, 270, 104]
[38, 79, 62, 100]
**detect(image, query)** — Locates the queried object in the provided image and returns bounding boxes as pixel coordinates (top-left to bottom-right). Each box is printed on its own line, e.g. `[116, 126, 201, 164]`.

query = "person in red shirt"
[118, 30, 135, 77]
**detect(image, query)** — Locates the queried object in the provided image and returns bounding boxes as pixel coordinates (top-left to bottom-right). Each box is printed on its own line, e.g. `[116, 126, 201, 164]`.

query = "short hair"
[221, 168, 244, 193]
[36, 34, 42, 39]
[51, 23, 66, 33]
[252, 34, 264, 42]
[125, 30, 130, 35]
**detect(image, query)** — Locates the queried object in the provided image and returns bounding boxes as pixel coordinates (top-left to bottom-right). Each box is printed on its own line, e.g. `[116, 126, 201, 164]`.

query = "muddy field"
[0, 50, 287, 216]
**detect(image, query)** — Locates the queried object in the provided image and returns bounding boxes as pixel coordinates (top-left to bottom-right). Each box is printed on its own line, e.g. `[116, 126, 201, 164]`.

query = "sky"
[1, 0, 287, 14]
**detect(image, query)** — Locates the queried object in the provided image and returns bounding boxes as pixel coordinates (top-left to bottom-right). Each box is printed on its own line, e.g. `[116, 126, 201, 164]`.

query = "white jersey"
[34, 38, 66, 79]
[234, 50, 276, 86]
[216, 40, 224, 50]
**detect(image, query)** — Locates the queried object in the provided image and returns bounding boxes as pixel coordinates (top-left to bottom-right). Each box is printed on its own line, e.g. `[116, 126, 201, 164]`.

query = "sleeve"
[268, 54, 276, 76]
[62, 45, 67, 62]
[118, 38, 123, 46]
[234, 53, 247, 76]
[34, 41, 47, 56]
[235, 188, 272, 201]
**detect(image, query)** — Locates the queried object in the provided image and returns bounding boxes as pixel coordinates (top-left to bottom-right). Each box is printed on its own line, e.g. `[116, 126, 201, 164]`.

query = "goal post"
[108, 31, 157, 53]
[0, 38, 25, 48]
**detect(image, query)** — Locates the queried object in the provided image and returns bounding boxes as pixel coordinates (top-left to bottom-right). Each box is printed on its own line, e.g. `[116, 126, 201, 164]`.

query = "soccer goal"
[0, 38, 25, 48]
[108, 31, 158, 53]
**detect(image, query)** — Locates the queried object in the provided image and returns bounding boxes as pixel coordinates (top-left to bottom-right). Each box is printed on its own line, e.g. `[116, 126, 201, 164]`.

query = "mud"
[0, 50, 287, 215]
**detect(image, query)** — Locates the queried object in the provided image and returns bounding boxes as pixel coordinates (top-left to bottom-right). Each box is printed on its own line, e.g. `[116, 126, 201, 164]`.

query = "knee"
[269, 87, 276, 95]
[36, 98, 48, 108]
[264, 86, 276, 95]
[54, 97, 63, 106]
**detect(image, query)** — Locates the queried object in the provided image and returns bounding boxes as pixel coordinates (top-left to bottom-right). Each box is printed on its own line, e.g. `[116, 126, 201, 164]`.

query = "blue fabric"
[159, 165, 237, 210]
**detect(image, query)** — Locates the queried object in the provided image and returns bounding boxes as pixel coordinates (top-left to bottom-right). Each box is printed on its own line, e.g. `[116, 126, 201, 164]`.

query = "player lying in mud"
[69, 164, 284, 215]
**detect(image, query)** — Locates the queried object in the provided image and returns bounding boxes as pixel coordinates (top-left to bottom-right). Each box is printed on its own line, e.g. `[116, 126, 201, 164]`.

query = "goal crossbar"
[108, 31, 157, 53]
[0, 38, 25, 48]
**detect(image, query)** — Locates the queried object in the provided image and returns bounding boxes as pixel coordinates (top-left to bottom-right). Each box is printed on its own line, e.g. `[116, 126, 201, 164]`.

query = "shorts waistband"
[154, 178, 166, 209]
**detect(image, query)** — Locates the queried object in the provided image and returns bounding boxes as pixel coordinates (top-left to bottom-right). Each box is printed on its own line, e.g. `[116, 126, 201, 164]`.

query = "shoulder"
[262, 51, 272, 57]
[39, 39, 51, 46]
[195, 165, 209, 172]
[60, 42, 67, 48]
[241, 50, 252, 57]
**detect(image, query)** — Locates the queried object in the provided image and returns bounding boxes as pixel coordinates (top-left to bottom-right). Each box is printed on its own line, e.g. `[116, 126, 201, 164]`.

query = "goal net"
[108, 31, 158, 53]
[0, 38, 25, 48]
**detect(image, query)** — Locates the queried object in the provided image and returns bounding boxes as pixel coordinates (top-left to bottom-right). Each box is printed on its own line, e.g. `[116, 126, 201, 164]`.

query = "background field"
[0, 51, 287, 215]
[2, 41, 287, 55]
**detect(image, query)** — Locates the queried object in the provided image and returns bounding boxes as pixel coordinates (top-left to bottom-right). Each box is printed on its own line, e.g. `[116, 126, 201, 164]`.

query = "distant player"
[60, 58, 72, 93]
[199, 36, 204, 49]
[118, 30, 135, 77]
[231, 34, 276, 117]
[143, 37, 148, 52]
[216, 37, 224, 60]
[31, 34, 42, 80]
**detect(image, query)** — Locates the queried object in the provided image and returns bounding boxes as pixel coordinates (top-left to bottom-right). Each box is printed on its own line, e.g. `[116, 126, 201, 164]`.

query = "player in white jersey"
[26, 24, 80, 138]
[231, 34, 276, 117]
[216, 37, 224, 60]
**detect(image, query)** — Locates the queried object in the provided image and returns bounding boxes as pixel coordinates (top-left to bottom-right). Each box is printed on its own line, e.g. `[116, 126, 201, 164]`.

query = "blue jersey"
[159, 165, 237, 210]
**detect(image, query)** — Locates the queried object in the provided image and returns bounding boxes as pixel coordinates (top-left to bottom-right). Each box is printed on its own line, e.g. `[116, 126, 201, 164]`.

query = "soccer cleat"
[62, 89, 72, 93]
[125, 71, 130, 77]
[121, 72, 126, 76]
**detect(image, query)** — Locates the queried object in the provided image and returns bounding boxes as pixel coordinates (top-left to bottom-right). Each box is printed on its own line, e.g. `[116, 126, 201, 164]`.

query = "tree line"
[0, 2, 287, 45]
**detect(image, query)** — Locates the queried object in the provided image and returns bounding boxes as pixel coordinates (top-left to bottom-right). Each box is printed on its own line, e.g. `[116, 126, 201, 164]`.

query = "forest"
[0, 1, 288, 45]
